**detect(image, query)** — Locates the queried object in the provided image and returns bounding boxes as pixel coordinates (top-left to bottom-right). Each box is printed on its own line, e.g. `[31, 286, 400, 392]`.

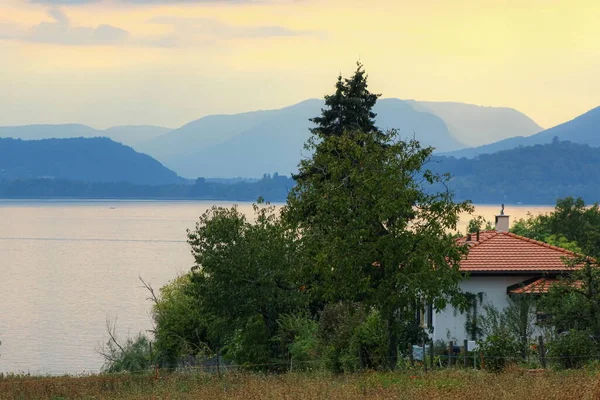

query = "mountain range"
[443, 106, 600, 159]
[0, 98, 542, 178]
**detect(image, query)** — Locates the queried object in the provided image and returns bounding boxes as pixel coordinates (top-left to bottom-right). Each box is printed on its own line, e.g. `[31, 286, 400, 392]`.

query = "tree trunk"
[386, 315, 398, 370]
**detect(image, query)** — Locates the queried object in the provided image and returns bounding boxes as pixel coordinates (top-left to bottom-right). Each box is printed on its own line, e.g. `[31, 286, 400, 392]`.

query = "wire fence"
[4, 336, 599, 378]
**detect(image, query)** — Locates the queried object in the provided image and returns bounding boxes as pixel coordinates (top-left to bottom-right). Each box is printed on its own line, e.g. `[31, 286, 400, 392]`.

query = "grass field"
[2, 367, 599, 400]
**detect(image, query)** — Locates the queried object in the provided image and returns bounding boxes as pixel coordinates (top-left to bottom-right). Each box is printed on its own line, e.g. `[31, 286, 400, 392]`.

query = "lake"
[0, 200, 554, 375]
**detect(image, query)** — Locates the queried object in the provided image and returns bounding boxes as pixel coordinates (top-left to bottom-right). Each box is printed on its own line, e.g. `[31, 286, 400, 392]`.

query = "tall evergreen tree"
[309, 62, 381, 140]
[294, 62, 383, 184]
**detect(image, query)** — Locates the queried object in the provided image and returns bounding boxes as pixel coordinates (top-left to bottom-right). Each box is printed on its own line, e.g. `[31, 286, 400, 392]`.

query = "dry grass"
[2, 367, 600, 400]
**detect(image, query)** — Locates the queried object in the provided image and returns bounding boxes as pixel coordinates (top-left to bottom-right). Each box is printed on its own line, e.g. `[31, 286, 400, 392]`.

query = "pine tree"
[309, 62, 382, 140]
[293, 62, 383, 184]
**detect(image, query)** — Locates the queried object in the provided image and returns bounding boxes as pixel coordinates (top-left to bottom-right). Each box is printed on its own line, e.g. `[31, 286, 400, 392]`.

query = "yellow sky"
[1, 0, 598, 130]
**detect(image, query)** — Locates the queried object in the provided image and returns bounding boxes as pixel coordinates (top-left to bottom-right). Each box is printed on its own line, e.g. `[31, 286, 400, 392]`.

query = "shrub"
[346, 310, 388, 371]
[477, 333, 521, 372]
[100, 333, 155, 373]
[547, 329, 598, 369]
[275, 313, 320, 371]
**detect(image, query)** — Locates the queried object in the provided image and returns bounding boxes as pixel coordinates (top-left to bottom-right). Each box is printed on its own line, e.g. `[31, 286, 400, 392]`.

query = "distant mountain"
[142, 99, 466, 178]
[136, 108, 278, 161]
[103, 125, 171, 146]
[444, 106, 600, 158]
[0, 99, 544, 179]
[430, 140, 600, 204]
[0, 124, 171, 148]
[0, 124, 99, 140]
[408, 101, 542, 146]
[0, 137, 181, 185]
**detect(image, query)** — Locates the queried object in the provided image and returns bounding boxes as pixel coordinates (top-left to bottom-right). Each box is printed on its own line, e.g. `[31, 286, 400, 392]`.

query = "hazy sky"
[1, 0, 598, 130]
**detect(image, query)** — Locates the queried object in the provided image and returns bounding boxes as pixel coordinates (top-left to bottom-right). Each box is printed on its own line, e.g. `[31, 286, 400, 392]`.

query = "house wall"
[431, 275, 534, 343]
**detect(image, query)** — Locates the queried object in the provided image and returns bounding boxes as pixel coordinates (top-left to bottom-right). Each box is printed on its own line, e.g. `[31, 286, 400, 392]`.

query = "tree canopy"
[309, 62, 381, 140]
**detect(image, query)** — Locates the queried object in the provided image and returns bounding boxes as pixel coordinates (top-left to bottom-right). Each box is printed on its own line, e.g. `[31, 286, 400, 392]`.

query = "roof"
[508, 277, 583, 294]
[509, 277, 560, 294]
[457, 231, 580, 273]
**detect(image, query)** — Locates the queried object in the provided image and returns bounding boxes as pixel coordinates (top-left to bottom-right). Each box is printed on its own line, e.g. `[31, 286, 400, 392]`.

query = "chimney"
[495, 203, 510, 232]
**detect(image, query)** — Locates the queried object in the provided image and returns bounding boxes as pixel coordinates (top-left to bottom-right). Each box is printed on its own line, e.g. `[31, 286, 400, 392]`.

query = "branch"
[139, 276, 159, 305]
[105, 318, 127, 355]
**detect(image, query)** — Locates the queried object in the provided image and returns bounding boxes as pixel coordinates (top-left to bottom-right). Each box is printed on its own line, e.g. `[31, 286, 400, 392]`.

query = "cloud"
[149, 16, 322, 41]
[0, 8, 129, 45]
[29, 0, 260, 4]
[0, 8, 320, 48]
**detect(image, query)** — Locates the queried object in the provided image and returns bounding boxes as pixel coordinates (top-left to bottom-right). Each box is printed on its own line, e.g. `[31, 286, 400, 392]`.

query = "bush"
[275, 313, 320, 371]
[222, 315, 274, 370]
[152, 274, 211, 368]
[346, 310, 388, 371]
[547, 330, 598, 369]
[477, 333, 521, 372]
[317, 302, 367, 372]
[100, 333, 155, 373]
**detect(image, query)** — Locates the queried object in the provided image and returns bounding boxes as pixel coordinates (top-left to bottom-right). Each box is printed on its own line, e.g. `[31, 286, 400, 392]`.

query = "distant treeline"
[429, 140, 600, 204]
[0, 173, 293, 202]
[3, 141, 600, 204]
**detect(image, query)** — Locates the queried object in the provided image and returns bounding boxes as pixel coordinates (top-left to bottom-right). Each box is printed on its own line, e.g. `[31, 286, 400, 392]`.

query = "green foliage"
[222, 315, 274, 369]
[275, 313, 319, 371]
[314, 303, 390, 372]
[309, 61, 382, 141]
[151, 274, 211, 367]
[186, 201, 305, 367]
[510, 213, 550, 242]
[544, 234, 583, 253]
[316, 302, 369, 372]
[501, 295, 537, 357]
[541, 262, 600, 335]
[464, 292, 485, 340]
[509, 196, 600, 256]
[347, 310, 388, 371]
[285, 126, 472, 368]
[100, 333, 155, 373]
[476, 300, 537, 371]
[466, 216, 493, 234]
[477, 333, 521, 373]
[430, 141, 600, 204]
[547, 330, 598, 369]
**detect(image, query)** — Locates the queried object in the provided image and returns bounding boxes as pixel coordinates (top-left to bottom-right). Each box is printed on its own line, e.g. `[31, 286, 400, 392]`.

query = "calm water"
[0, 201, 553, 375]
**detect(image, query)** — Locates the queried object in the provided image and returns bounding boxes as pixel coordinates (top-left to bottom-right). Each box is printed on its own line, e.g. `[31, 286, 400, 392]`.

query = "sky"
[1, 0, 599, 130]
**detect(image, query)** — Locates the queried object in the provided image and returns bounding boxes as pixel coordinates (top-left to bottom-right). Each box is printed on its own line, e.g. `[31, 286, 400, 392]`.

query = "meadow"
[2, 367, 599, 400]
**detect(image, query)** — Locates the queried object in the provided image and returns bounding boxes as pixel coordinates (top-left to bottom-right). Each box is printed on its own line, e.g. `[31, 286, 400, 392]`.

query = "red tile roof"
[457, 231, 580, 273]
[509, 277, 583, 294]
[509, 277, 560, 294]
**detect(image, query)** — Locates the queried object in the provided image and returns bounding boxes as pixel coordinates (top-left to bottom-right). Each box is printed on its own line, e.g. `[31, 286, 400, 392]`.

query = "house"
[428, 212, 578, 343]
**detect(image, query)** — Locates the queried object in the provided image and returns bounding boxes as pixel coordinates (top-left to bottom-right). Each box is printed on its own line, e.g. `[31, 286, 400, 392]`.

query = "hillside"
[431, 140, 600, 204]
[408, 100, 542, 146]
[0, 137, 181, 185]
[4, 141, 600, 204]
[444, 105, 600, 158]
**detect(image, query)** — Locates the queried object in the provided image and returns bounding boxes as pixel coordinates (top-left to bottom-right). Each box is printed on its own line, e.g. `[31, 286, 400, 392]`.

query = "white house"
[427, 213, 577, 343]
